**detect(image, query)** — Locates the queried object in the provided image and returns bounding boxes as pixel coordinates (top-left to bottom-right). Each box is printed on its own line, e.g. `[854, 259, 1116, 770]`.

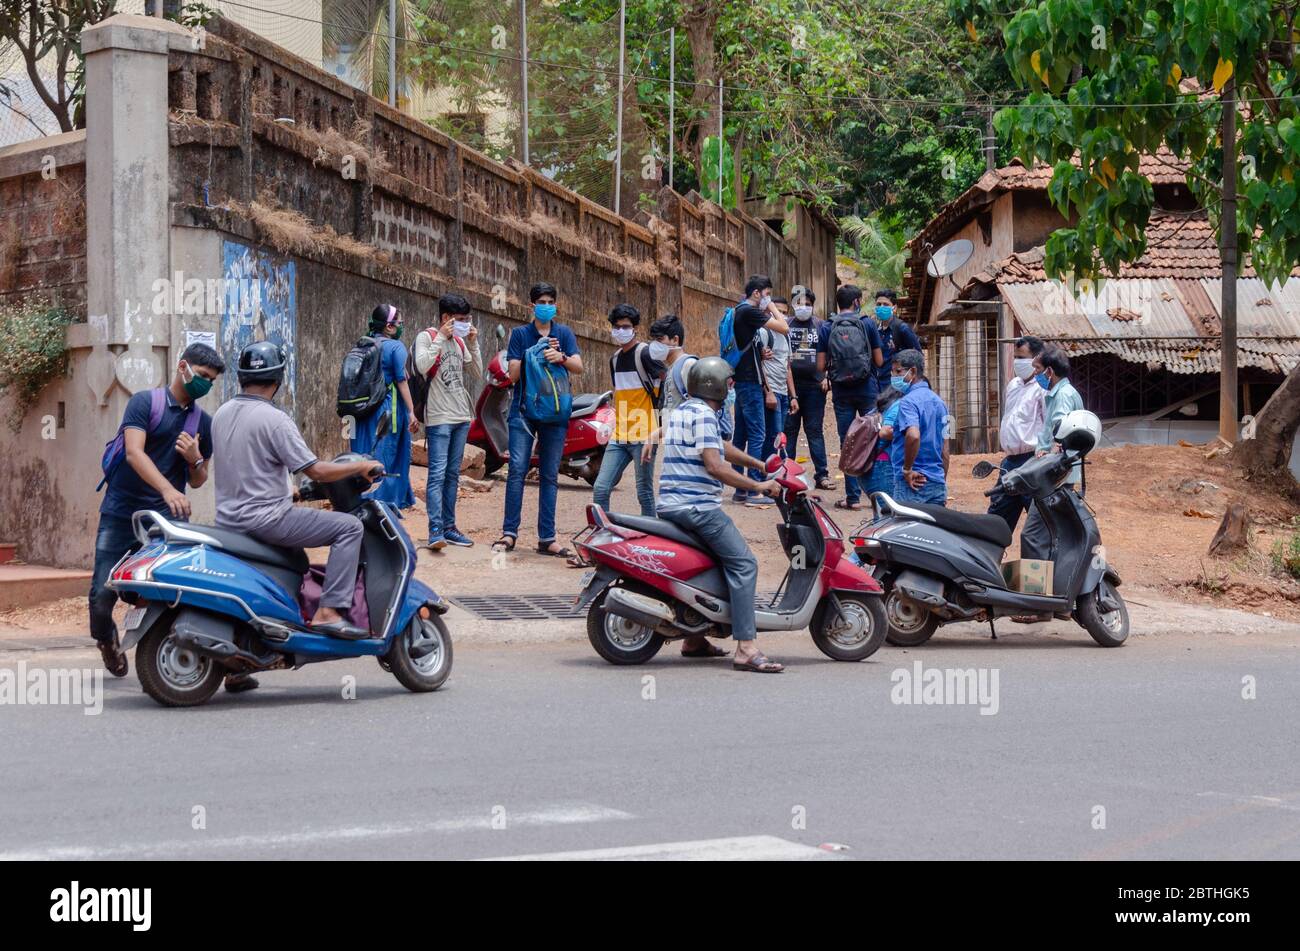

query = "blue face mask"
[875, 305, 894, 321]
[533, 303, 557, 322]
[890, 374, 911, 395]
[1035, 372, 1051, 391]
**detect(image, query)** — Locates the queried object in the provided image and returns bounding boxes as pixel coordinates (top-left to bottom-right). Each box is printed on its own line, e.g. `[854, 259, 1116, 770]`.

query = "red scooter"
[573, 434, 887, 664]
[468, 349, 615, 485]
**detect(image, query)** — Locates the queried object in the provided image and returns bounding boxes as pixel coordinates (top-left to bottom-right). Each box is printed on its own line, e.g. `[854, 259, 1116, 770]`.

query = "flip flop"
[537, 543, 573, 558]
[491, 535, 517, 552]
[566, 552, 592, 568]
[833, 499, 862, 511]
[733, 652, 784, 673]
[681, 643, 730, 658]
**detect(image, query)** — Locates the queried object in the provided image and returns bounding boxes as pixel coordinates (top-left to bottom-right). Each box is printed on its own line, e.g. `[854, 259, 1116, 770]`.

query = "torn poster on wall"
[220, 240, 297, 413]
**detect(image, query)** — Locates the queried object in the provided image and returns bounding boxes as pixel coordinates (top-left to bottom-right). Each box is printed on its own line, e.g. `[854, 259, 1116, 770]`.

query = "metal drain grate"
[450, 590, 783, 621]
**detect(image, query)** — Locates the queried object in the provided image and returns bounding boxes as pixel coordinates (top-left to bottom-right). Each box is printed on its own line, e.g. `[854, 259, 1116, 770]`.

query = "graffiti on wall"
[220, 241, 297, 412]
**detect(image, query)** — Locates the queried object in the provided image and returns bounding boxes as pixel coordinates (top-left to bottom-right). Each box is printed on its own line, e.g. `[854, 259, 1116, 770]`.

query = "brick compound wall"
[170, 17, 803, 456]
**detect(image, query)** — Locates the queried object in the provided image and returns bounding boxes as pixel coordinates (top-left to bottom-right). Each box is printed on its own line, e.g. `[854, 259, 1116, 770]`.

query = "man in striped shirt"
[658, 356, 785, 673]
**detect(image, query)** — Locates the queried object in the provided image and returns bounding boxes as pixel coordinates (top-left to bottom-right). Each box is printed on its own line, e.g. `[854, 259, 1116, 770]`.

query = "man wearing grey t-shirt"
[212, 342, 380, 639]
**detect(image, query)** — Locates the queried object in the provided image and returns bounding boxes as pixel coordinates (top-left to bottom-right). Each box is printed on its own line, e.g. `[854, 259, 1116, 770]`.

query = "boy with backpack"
[90, 343, 224, 677]
[817, 284, 884, 511]
[493, 282, 584, 557]
[413, 293, 482, 550]
[870, 289, 922, 395]
[783, 286, 835, 490]
[592, 303, 663, 518]
[722, 274, 789, 504]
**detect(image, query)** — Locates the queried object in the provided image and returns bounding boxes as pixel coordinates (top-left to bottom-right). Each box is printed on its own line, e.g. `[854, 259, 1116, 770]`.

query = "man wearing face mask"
[592, 303, 662, 518]
[870, 289, 921, 395]
[1020, 346, 1084, 560]
[494, 282, 584, 557]
[728, 275, 789, 504]
[415, 293, 482, 550]
[891, 349, 951, 507]
[89, 343, 224, 677]
[987, 335, 1046, 532]
[783, 287, 834, 490]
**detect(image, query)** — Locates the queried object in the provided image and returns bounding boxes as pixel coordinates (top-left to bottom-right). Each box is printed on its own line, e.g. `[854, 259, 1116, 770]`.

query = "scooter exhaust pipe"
[603, 588, 689, 637]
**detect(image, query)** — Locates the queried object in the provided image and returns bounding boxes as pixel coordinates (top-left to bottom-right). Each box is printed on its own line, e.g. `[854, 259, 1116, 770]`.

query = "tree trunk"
[682, 3, 719, 183]
[1230, 361, 1300, 481]
[1208, 503, 1250, 557]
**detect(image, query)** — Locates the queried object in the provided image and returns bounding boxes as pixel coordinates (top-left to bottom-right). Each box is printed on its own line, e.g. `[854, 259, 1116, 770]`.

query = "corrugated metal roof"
[999, 278, 1300, 374]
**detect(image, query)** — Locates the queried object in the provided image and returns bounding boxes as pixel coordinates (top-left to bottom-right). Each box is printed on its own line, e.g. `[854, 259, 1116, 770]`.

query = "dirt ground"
[6, 435, 1300, 638]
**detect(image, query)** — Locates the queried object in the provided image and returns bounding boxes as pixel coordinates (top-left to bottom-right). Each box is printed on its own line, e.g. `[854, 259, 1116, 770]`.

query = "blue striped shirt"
[658, 398, 724, 512]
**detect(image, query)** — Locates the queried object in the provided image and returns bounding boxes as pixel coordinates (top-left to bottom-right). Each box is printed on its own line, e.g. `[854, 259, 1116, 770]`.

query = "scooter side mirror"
[972, 460, 996, 479]
[494, 323, 506, 341]
[774, 432, 788, 457]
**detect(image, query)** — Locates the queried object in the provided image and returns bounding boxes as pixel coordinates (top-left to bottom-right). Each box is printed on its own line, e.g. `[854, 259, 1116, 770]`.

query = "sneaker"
[731, 491, 751, 504]
[444, 529, 474, 548]
[426, 536, 447, 551]
[745, 495, 776, 507]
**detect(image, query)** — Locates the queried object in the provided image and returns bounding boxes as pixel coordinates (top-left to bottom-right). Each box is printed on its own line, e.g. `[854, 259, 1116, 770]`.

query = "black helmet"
[237, 340, 287, 386]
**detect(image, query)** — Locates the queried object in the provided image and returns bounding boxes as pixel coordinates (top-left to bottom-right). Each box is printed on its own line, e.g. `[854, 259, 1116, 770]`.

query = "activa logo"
[49, 882, 151, 931]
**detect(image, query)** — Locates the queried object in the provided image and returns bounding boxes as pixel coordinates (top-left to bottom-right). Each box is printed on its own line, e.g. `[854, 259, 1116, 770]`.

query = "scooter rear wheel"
[587, 585, 666, 665]
[882, 588, 940, 647]
[811, 593, 888, 661]
[136, 613, 225, 708]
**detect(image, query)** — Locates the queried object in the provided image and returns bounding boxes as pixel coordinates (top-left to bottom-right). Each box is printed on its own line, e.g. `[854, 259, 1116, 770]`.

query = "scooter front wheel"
[386, 614, 454, 691]
[810, 593, 888, 661]
[587, 585, 665, 665]
[1077, 582, 1129, 647]
[136, 612, 225, 708]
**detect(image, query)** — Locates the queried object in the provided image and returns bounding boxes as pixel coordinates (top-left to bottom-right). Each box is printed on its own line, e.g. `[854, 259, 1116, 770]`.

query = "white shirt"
[1000, 376, 1046, 455]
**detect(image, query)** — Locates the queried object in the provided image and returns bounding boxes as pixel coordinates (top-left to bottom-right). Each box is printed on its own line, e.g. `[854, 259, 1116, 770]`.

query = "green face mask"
[181, 364, 213, 400]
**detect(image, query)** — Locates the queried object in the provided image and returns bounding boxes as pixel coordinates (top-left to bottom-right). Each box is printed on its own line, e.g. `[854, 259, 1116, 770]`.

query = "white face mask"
[1013, 357, 1035, 380]
[611, 327, 635, 345]
[452, 320, 473, 338]
[648, 341, 675, 362]
[794, 305, 813, 319]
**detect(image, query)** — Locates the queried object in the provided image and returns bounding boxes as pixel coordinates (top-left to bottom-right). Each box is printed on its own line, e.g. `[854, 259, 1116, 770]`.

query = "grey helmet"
[687, 355, 734, 402]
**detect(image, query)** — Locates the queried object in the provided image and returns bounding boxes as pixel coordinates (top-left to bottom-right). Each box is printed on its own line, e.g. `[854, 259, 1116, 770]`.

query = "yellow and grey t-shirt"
[609, 343, 662, 443]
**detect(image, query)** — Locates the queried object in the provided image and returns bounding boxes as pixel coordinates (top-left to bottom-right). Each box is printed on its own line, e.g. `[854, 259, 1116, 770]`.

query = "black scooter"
[851, 448, 1128, 648]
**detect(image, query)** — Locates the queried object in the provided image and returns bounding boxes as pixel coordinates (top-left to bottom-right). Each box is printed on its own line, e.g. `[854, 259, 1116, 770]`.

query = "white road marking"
[481, 834, 841, 861]
[0, 804, 634, 861]
[1197, 792, 1300, 812]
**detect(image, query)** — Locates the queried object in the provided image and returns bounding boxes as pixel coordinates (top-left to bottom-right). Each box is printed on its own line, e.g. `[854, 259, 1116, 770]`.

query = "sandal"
[815, 477, 837, 490]
[537, 542, 573, 558]
[681, 643, 730, 658]
[566, 552, 592, 568]
[1010, 614, 1051, 624]
[733, 652, 784, 673]
[491, 535, 517, 552]
[833, 499, 862, 511]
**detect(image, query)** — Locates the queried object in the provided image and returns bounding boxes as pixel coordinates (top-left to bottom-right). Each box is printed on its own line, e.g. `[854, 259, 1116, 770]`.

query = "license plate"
[573, 570, 596, 605]
[123, 606, 147, 631]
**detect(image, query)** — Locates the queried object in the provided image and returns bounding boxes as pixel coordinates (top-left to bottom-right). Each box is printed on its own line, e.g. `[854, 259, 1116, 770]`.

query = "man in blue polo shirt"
[90, 343, 223, 677]
[891, 348, 950, 507]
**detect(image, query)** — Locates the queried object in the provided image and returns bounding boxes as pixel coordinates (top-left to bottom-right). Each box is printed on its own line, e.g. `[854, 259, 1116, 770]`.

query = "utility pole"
[717, 78, 723, 206]
[519, 0, 529, 164]
[1220, 78, 1238, 443]
[984, 101, 996, 172]
[668, 27, 675, 192]
[387, 0, 397, 107]
[613, 0, 626, 213]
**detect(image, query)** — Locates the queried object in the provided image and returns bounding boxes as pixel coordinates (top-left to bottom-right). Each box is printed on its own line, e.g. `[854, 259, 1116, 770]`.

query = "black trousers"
[987, 451, 1034, 533]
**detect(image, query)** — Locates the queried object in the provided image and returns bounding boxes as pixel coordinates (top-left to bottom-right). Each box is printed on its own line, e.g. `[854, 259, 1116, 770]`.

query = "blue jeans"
[660, 505, 758, 640]
[592, 441, 655, 517]
[425, 421, 470, 539]
[730, 380, 766, 483]
[503, 414, 568, 543]
[761, 393, 789, 460]
[832, 388, 875, 503]
[895, 478, 948, 507]
[862, 453, 895, 500]
[784, 383, 828, 479]
[88, 512, 142, 643]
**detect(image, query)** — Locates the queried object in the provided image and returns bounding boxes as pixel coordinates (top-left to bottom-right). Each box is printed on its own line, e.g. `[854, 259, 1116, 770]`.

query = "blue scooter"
[108, 457, 452, 707]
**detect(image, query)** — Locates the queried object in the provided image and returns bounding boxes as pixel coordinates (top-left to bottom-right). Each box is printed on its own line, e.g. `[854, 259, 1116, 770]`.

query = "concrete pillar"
[81, 13, 190, 394]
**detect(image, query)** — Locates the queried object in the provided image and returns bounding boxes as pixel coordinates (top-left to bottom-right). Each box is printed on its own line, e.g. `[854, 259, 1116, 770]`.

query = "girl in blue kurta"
[351, 304, 418, 508]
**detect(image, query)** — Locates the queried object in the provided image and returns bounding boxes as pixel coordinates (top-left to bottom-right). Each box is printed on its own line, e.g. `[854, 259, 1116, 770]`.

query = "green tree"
[952, 0, 1300, 478]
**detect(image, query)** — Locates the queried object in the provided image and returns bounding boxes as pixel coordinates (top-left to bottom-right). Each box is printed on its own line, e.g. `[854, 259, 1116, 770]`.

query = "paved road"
[2, 623, 1298, 860]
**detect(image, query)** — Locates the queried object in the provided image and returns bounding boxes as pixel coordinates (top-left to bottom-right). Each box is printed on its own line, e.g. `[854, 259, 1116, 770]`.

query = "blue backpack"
[717, 304, 757, 369]
[98, 388, 201, 491]
[521, 338, 573, 425]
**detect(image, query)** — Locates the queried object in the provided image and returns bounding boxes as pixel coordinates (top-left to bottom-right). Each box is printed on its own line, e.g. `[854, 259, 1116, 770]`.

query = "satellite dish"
[927, 239, 974, 278]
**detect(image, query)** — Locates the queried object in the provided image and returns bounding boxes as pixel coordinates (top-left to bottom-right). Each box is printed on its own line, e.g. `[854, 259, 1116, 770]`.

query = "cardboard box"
[1002, 559, 1054, 595]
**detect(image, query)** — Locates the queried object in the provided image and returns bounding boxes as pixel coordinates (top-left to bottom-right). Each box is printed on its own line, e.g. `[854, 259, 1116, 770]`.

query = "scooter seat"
[570, 392, 610, 418]
[193, 524, 310, 574]
[907, 503, 1013, 549]
[605, 511, 706, 551]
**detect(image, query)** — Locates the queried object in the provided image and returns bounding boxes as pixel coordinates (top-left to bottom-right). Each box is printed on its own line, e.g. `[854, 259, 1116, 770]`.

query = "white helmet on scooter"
[1054, 409, 1102, 455]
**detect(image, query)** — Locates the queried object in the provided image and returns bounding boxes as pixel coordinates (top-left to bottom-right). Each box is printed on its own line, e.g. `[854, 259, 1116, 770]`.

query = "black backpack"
[826, 314, 872, 386]
[336, 336, 388, 419]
